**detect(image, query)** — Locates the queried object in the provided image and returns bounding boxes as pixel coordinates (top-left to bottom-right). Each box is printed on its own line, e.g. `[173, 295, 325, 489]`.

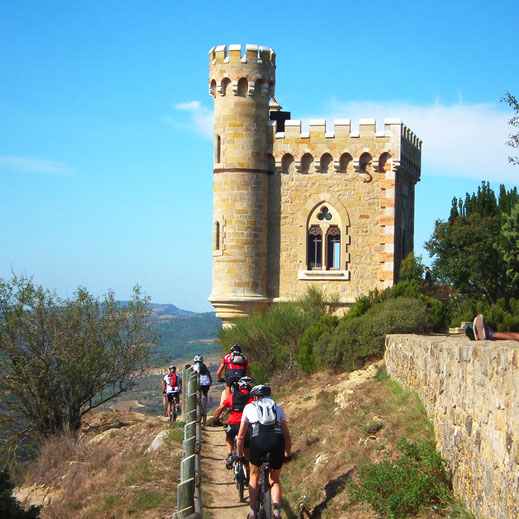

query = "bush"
[0, 470, 41, 518]
[296, 314, 339, 374]
[350, 438, 452, 518]
[344, 280, 449, 333]
[218, 289, 331, 380]
[320, 297, 430, 372]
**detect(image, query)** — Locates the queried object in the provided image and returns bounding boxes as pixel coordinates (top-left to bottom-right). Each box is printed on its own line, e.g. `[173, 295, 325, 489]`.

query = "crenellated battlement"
[269, 118, 422, 152]
[208, 44, 276, 99]
[209, 44, 276, 67]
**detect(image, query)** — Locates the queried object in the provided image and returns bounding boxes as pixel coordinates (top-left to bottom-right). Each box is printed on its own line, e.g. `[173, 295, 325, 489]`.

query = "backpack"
[231, 391, 250, 413]
[167, 373, 177, 387]
[254, 397, 277, 426]
[230, 351, 246, 365]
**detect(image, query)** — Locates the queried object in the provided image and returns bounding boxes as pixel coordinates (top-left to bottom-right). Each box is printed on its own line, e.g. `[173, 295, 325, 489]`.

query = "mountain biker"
[216, 344, 251, 397]
[214, 376, 253, 469]
[162, 365, 182, 420]
[192, 355, 212, 396]
[237, 384, 292, 519]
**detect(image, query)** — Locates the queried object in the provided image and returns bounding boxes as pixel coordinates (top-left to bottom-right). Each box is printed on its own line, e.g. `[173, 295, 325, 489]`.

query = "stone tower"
[208, 44, 422, 327]
[208, 45, 276, 326]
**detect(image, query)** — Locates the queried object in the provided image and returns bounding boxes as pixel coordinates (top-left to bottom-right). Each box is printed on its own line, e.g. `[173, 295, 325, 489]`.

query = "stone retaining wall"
[385, 334, 518, 519]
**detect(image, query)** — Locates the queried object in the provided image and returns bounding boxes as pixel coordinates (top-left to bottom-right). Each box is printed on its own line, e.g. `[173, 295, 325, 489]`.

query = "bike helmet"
[169, 365, 176, 371]
[250, 384, 271, 398]
[230, 344, 242, 353]
[237, 376, 253, 391]
[193, 355, 204, 363]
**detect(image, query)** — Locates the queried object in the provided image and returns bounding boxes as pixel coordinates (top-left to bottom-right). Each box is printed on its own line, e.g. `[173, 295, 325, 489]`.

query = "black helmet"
[250, 384, 271, 398]
[230, 344, 242, 353]
[169, 365, 176, 371]
[237, 377, 253, 391]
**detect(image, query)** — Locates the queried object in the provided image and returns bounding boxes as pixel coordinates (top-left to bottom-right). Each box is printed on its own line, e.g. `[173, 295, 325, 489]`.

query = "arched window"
[210, 79, 216, 97]
[320, 153, 333, 174]
[379, 152, 391, 172]
[307, 225, 322, 269]
[339, 153, 352, 173]
[281, 153, 294, 174]
[255, 78, 265, 96]
[326, 226, 341, 269]
[214, 221, 220, 251]
[221, 77, 231, 96]
[215, 135, 221, 163]
[301, 153, 313, 174]
[237, 77, 248, 96]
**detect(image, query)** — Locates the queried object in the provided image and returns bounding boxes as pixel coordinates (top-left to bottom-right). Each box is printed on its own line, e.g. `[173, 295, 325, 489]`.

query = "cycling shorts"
[167, 392, 180, 403]
[250, 432, 285, 470]
[226, 423, 251, 448]
[200, 385, 210, 396]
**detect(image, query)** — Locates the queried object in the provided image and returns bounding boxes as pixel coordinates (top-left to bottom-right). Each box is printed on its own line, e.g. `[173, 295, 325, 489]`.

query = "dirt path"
[201, 425, 249, 519]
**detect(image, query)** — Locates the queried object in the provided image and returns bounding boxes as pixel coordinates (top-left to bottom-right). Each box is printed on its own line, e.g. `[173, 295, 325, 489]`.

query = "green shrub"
[344, 280, 449, 333]
[296, 314, 339, 374]
[218, 289, 330, 379]
[350, 438, 452, 518]
[321, 297, 430, 372]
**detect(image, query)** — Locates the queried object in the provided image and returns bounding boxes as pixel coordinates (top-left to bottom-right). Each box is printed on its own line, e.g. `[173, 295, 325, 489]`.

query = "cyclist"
[216, 344, 251, 397]
[162, 365, 182, 420]
[214, 376, 253, 469]
[237, 385, 292, 519]
[192, 355, 212, 397]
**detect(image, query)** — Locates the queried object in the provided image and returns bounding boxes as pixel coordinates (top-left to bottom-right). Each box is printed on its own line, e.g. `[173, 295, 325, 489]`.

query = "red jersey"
[221, 390, 253, 424]
[222, 352, 249, 371]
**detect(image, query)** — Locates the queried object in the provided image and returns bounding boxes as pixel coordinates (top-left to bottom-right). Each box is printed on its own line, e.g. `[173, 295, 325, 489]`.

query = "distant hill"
[148, 303, 195, 318]
[148, 306, 222, 365]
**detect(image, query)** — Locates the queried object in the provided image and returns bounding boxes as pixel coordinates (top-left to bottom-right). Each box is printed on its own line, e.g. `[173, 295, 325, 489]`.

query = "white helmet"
[193, 355, 203, 363]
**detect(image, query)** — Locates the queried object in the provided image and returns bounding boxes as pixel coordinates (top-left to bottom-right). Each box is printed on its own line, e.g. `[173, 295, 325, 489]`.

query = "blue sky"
[1, 1, 518, 312]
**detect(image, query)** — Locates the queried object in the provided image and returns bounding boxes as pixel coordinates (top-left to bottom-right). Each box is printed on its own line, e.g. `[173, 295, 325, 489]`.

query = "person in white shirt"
[237, 385, 292, 519]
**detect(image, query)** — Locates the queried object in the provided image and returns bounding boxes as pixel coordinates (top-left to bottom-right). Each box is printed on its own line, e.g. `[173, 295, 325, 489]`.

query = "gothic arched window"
[307, 206, 342, 270]
[326, 226, 341, 269]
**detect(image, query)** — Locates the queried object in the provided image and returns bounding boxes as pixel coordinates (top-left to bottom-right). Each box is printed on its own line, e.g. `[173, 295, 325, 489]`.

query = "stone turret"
[208, 44, 276, 326]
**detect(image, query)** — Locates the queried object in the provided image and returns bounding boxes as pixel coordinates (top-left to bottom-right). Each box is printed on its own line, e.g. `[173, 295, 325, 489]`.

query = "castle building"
[207, 44, 422, 327]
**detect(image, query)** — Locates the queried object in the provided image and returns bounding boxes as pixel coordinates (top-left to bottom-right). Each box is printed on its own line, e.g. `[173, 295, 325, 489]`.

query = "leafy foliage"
[350, 438, 452, 518]
[425, 182, 519, 303]
[318, 297, 430, 372]
[0, 274, 158, 467]
[501, 91, 519, 166]
[399, 252, 426, 282]
[296, 314, 339, 374]
[218, 288, 330, 381]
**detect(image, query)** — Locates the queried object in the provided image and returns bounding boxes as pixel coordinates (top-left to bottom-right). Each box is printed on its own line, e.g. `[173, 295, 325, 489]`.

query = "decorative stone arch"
[209, 79, 217, 97]
[236, 77, 248, 97]
[297, 193, 351, 275]
[335, 152, 353, 173]
[359, 152, 373, 173]
[379, 151, 392, 172]
[267, 154, 276, 174]
[281, 153, 294, 174]
[319, 153, 333, 174]
[298, 153, 314, 174]
[220, 77, 231, 96]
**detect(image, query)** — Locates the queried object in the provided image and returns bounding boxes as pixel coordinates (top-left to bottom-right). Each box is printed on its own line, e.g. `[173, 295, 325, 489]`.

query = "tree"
[499, 202, 519, 290]
[501, 92, 519, 166]
[0, 274, 158, 467]
[0, 470, 40, 518]
[399, 252, 426, 282]
[425, 182, 519, 304]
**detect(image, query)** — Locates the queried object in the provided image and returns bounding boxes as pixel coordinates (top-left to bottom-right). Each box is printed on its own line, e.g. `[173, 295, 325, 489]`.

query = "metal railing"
[173, 365, 203, 519]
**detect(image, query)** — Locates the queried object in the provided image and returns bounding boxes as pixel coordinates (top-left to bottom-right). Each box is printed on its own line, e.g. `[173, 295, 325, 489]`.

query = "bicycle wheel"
[236, 464, 246, 502]
[259, 471, 272, 519]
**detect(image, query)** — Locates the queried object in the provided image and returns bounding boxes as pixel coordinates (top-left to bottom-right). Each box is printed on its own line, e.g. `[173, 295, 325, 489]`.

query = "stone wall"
[385, 334, 519, 519]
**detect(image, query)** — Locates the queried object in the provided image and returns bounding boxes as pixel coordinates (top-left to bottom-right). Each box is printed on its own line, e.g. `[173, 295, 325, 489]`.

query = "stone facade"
[208, 44, 421, 326]
[385, 334, 519, 519]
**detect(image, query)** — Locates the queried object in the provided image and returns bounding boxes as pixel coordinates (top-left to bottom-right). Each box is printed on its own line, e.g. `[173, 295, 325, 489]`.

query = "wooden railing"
[173, 366, 203, 519]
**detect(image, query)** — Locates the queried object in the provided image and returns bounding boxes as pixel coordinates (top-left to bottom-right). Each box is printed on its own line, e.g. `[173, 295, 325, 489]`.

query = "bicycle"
[257, 453, 272, 519]
[232, 438, 248, 503]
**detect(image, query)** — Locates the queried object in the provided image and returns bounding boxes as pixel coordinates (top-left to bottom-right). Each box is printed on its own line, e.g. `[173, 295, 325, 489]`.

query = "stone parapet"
[385, 335, 519, 519]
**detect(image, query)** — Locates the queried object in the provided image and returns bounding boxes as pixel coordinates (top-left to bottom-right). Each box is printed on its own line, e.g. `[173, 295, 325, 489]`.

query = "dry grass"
[278, 362, 441, 519]
[19, 411, 182, 519]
